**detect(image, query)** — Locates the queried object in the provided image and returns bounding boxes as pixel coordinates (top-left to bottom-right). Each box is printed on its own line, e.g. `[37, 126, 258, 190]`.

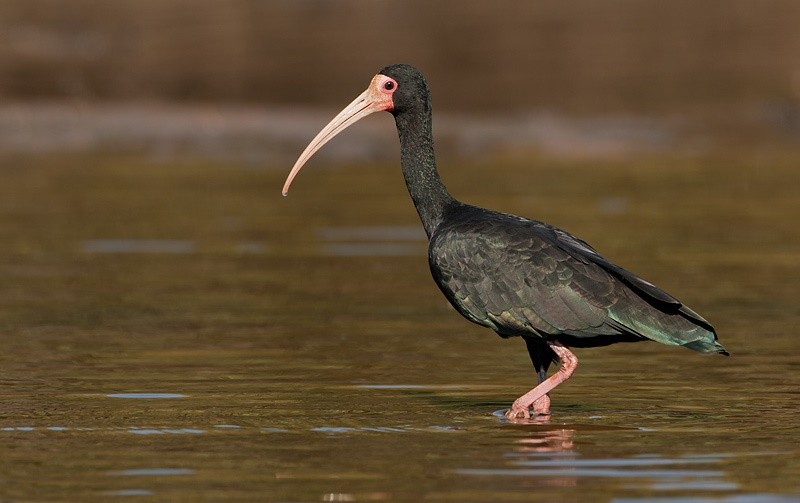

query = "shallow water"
[0, 152, 798, 501]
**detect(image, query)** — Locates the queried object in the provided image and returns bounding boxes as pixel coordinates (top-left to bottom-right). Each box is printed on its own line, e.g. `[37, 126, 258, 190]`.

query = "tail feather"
[683, 338, 729, 355]
[607, 292, 729, 356]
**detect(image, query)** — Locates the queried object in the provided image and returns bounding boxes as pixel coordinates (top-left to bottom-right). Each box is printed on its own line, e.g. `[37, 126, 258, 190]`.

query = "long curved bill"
[282, 74, 394, 196]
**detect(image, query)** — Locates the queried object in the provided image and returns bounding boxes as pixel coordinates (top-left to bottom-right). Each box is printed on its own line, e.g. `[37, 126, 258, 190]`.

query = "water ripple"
[83, 239, 195, 254]
[455, 467, 725, 478]
[107, 393, 186, 399]
[109, 468, 195, 477]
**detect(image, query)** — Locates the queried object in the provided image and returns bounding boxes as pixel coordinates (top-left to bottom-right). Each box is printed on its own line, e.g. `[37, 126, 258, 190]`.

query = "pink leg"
[532, 394, 551, 416]
[505, 342, 578, 420]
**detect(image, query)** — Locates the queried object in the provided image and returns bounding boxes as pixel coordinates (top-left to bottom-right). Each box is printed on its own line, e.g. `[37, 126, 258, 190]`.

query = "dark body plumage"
[429, 204, 728, 371]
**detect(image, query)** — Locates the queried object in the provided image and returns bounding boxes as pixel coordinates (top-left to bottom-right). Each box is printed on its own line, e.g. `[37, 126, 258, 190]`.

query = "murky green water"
[0, 151, 798, 501]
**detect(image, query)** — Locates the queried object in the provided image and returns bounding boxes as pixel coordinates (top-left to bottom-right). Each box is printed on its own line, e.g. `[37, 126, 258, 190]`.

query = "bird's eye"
[375, 76, 397, 96]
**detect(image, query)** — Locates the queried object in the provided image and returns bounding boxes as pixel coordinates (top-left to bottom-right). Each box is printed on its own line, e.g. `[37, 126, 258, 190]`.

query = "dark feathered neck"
[394, 108, 456, 238]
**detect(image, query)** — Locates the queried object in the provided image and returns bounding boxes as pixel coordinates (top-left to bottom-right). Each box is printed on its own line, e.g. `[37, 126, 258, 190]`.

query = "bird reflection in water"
[514, 428, 575, 454]
[512, 428, 579, 489]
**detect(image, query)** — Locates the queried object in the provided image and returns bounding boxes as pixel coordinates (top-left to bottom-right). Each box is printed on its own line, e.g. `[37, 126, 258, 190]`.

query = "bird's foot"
[505, 401, 531, 420]
[505, 394, 551, 421]
[532, 394, 551, 416]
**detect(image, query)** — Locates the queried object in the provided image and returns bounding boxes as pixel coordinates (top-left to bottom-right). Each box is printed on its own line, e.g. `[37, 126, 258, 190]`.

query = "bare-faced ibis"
[282, 64, 728, 420]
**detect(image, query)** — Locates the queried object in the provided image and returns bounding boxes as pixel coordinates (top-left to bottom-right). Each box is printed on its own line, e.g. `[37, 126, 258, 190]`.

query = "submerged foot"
[505, 402, 530, 420]
[505, 393, 551, 421]
[532, 394, 551, 416]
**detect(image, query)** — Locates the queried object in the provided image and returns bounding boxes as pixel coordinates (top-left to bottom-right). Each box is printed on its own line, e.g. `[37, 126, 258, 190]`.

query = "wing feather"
[429, 205, 725, 354]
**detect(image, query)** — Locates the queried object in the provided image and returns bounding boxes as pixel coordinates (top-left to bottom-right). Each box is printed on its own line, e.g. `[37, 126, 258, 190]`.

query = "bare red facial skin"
[282, 74, 398, 196]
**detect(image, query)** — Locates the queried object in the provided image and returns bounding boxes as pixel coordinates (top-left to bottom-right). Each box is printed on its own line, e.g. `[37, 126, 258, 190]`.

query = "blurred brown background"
[3, 1, 800, 111]
[1, 0, 799, 157]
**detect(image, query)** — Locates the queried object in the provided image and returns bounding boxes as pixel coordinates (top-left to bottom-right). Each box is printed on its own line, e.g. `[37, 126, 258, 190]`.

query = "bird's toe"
[505, 401, 531, 420]
[532, 394, 551, 416]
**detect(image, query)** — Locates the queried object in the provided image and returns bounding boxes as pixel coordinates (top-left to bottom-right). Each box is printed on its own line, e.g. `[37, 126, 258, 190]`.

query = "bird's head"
[282, 64, 428, 196]
[377, 64, 431, 117]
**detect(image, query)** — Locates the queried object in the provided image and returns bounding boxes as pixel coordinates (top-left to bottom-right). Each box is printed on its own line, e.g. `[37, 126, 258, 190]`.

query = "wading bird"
[282, 64, 727, 420]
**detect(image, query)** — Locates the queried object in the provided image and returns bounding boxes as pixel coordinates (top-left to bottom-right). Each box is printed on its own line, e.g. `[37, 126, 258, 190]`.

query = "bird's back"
[428, 204, 727, 355]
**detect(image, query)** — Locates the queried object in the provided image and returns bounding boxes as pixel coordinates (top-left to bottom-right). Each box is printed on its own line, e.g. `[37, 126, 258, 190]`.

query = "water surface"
[0, 152, 797, 501]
